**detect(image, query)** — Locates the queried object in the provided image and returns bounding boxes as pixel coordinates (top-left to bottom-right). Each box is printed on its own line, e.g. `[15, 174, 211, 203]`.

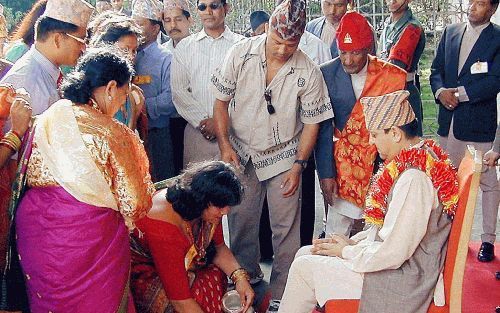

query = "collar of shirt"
[163, 39, 175, 51]
[350, 60, 368, 78]
[387, 8, 413, 34]
[194, 25, 237, 42]
[31, 45, 60, 84]
[139, 41, 157, 54]
[465, 21, 490, 35]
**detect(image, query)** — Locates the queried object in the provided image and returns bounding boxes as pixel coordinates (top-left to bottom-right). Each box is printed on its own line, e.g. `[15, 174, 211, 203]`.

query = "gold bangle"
[230, 268, 250, 284]
[4, 131, 21, 149]
[0, 139, 17, 152]
[1, 136, 20, 151]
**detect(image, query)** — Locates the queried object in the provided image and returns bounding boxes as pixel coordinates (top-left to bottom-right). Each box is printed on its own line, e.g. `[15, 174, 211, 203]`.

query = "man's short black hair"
[384, 119, 420, 139]
[35, 16, 79, 42]
[491, 0, 499, 5]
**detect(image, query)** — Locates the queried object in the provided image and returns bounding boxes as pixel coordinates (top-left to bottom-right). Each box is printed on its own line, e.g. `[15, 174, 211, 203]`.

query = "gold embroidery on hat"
[344, 33, 352, 44]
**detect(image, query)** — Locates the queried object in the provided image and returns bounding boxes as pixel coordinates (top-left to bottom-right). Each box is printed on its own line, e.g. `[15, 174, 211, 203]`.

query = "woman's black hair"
[10, 0, 47, 46]
[166, 161, 244, 221]
[35, 16, 79, 42]
[60, 46, 134, 104]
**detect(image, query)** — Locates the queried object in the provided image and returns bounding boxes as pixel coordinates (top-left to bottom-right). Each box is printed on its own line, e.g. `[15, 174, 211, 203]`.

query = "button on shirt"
[210, 35, 334, 181]
[135, 41, 175, 129]
[171, 26, 244, 128]
[1, 46, 60, 116]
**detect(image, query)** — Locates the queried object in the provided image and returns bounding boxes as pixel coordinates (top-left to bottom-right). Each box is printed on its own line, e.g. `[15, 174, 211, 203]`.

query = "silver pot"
[221, 290, 254, 313]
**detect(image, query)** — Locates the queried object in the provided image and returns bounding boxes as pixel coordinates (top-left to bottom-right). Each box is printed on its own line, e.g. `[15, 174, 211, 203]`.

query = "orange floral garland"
[364, 139, 459, 227]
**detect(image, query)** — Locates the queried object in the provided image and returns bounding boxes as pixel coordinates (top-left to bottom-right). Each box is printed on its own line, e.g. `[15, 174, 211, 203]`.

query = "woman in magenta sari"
[13, 46, 154, 313]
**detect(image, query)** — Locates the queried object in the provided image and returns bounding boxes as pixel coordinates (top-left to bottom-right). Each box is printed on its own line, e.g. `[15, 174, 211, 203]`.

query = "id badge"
[470, 61, 488, 74]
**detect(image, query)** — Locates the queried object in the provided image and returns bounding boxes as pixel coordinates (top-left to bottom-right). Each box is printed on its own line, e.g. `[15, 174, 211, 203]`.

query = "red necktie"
[57, 72, 63, 88]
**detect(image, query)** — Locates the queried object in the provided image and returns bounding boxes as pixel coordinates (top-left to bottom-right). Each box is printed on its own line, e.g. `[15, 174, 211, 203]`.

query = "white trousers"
[278, 246, 363, 313]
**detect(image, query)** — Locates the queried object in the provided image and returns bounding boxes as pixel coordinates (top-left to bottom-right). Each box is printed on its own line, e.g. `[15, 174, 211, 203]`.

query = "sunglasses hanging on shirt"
[197, 2, 224, 11]
[264, 90, 276, 115]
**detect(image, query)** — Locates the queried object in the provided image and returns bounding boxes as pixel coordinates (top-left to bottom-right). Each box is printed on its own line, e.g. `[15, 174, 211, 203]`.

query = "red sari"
[131, 216, 227, 313]
[0, 85, 16, 270]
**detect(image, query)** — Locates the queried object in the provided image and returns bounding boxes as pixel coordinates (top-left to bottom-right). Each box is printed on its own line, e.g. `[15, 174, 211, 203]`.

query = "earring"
[108, 95, 113, 101]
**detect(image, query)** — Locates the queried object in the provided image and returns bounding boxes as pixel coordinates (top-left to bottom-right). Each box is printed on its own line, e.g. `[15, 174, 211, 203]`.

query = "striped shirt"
[171, 26, 243, 128]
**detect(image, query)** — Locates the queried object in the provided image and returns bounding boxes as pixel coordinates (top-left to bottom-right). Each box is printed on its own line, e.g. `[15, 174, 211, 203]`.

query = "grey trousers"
[228, 161, 302, 299]
[440, 121, 499, 244]
[183, 124, 219, 168]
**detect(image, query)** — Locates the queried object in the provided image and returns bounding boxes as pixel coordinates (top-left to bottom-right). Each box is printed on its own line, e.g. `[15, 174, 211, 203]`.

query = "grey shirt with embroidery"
[210, 35, 333, 181]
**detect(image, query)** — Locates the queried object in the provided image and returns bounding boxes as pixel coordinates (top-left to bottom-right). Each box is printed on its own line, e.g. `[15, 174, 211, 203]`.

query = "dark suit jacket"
[306, 17, 339, 59]
[430, 22, 500, 142]
[314, 57, 357, 179]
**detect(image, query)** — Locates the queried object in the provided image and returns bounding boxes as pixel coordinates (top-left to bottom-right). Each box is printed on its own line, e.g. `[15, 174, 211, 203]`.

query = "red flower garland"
[364, 139, 459, 227]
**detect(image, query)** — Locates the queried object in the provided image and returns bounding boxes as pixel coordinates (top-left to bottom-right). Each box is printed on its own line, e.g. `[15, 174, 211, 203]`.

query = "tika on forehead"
[269, 0, 307, 41]
[361, 90, 416, 131]
[43, 0, 94, 28]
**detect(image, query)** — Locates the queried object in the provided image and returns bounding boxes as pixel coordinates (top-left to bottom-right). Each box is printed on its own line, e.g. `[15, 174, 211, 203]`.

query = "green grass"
[420, 48, 439, 138]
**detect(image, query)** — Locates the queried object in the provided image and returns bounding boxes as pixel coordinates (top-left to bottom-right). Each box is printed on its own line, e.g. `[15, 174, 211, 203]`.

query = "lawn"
[420, 48, 439, 138]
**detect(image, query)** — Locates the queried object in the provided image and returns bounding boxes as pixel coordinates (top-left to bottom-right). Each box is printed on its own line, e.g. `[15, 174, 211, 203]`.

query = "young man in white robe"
[278, 90, 459, 313]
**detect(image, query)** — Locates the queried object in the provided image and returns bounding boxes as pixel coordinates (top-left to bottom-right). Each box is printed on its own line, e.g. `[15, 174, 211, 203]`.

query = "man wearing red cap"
[211, 0, 333, 309]
[315, 11, 406, 238]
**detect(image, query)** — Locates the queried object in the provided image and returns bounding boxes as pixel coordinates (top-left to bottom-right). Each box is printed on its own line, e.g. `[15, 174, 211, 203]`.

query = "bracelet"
[1, 131, 21, 152]
[10, 130, 22, 140]
[229, 268, 250, 284]
[0, 140, 17, 152]
[5, 131, 21, 147]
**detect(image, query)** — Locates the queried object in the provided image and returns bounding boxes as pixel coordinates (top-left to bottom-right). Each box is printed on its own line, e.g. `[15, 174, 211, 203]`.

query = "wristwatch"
[294, 159, 308, 171]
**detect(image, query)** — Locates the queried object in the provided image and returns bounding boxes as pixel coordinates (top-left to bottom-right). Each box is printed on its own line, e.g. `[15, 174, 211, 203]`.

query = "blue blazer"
[430, 22, 500, 142]
[314, 57, 357, 179]
[306, 17, 339, 59]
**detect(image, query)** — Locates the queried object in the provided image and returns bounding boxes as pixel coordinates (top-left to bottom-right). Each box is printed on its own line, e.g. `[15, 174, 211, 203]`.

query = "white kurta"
[278, 169, 445, 313]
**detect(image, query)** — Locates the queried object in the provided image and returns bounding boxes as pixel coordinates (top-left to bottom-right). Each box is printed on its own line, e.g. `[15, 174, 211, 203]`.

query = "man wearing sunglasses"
[211, 0, 333, 309]
[1, 0, 92, 117]
[171, 0, 243, 168]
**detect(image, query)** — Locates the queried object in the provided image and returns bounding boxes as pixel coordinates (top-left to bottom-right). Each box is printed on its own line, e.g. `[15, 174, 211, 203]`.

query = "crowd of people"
[0, 0, 498, 312]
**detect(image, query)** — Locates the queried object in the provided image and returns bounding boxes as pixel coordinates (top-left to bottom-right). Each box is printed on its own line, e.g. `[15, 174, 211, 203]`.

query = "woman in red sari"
[131, 161, 255, 313]
[0, 84, 32, 270]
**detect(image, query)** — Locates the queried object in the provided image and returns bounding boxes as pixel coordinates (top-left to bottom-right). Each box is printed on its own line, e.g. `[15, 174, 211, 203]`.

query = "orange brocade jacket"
[334, 56, 407, 208]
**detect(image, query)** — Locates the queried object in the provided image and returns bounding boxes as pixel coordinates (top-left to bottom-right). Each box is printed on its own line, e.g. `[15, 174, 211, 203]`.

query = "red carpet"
[462, 242, 500, 313]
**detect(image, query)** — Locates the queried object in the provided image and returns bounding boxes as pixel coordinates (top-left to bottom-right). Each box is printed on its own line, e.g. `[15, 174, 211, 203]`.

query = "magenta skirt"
[16, 186, 135, 313]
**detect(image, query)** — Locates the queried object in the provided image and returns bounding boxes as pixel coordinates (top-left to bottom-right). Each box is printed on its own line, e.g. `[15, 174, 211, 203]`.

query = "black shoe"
[317, 231, 326, 239]
[477, 242, 495, 262]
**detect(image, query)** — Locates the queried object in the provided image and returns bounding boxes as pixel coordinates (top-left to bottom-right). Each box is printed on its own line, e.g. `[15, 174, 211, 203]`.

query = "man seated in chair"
[278, 90, 459, 313]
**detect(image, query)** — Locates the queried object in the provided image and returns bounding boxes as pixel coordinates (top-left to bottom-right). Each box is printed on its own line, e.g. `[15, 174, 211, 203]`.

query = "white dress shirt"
[170, 26, 243, 128]
[350, 61, 368, 100]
